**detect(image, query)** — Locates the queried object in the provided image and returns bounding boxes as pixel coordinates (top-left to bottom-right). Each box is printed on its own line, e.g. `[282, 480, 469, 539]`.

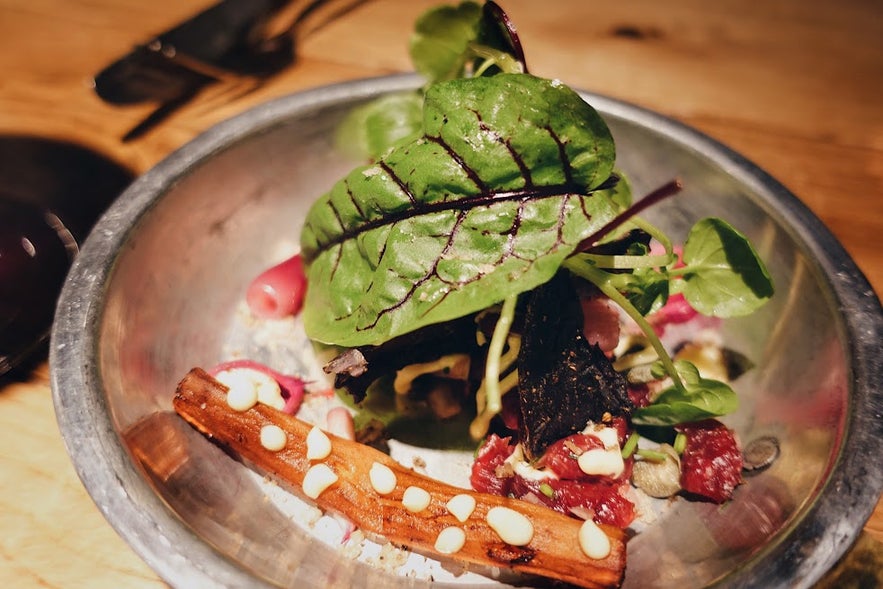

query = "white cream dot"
[216, 369, 259, 411]
[486, 506, 534, 546]
[302, 463, 338, 499]
[446, 494, 476, 523]
[215, 368, 284, 410]
[225, 384, 258, 411]
[254, 375, 285, 410]
[579, 519, 612, 559]
[306, 426, 332, 460]
[369, 462, 397, 495]
[402, 486, 432, 513]
[577, 448, 625, 478]
[259, 424, 287, 451]
[434, 526, 466, 554]
[594, 427, 620, 449]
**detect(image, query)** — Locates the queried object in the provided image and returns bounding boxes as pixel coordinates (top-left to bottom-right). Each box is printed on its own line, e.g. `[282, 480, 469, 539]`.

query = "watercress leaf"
[409, 1, 483, 82]
[624, 267, 670, 315]
[681, 217, 774, 317]
[649, 360, 667, 380]
[337, 374, 399, 430]
[672, 359, 702, 386]
[632, 375, 739, 426]
[301, 74, 617, 347]
[632, 397, 722, 426]
[627, 241, 649, 256]
[335, 91, 424, 161]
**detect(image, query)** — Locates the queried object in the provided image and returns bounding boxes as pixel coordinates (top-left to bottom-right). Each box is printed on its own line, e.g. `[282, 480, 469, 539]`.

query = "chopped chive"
[674, 432, 687, 454]
[539, 482, 555, 498]
[636, 448, 668, 463]
[621, 431, 639, 458]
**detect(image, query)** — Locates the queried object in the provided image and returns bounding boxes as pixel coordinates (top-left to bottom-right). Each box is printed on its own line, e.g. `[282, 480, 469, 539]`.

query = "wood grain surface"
[0, 0, 880, 588]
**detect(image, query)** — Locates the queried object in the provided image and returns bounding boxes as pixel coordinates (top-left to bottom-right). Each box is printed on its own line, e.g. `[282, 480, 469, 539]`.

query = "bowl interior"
[52, 76, 881, 589]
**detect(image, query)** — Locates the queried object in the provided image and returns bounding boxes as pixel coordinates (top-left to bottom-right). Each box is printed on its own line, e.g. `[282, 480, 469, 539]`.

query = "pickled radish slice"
[246, 254, 306, 319]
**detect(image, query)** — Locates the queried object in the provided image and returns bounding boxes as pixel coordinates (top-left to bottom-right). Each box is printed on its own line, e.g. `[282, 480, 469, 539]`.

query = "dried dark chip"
[517, 272, 633, 460]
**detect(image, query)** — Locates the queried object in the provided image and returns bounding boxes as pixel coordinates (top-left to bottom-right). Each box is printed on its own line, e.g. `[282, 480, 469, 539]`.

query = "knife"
[94, 0, 295, 105]
[94, 0, 358, 141]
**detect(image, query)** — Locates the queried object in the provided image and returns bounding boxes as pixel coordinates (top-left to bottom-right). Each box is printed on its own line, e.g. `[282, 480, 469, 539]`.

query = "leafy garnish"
[337, 1, 528, 162]
[574, 215, 774, 319]
[409, 1, 484, 82]
[334, 92, 423, 160]
[409, 1, 526, 84]
[622, 268, 670, 316]
[336, 374, 478, 450]
[309, 0, 775, 434]
[477, 293, 517, 422]
[301, 73, 618, 347]
[565, 212, 772, 426]
[675, 217, 774, 317]
[324, 314, 481, 403]
[631, 361, 739, 426]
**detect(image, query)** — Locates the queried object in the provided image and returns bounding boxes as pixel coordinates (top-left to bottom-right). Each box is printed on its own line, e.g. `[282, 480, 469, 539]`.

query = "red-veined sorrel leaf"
[300, 73, 619, 346]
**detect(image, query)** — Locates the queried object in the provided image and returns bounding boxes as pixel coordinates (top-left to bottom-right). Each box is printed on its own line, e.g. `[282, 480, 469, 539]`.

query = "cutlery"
[93, 0, 366, 141]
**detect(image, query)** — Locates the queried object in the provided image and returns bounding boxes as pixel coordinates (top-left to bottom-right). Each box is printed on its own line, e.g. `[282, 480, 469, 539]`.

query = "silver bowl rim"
[50, 73, 883, 589]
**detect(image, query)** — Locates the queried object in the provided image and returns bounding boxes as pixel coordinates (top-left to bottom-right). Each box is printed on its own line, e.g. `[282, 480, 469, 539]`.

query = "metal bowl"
[51, 74, 883, 588]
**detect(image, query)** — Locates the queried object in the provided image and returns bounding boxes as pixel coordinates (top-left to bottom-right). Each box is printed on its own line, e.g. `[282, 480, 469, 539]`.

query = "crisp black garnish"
[517, 272, 633, 460]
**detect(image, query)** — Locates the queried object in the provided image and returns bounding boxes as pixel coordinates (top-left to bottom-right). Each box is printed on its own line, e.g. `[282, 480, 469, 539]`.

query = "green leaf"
[680, 217, 774, 317]
[301, 74, 617, 347]
[334, 91, 424, 160]
[624, 267, 670, 315]
[409, 1, 483, 82]
[632, 360, 739, 426]
[599, 170, 633, 212]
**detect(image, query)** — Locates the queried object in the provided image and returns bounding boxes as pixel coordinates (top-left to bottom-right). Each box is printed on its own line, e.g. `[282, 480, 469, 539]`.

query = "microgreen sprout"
[635, 449, 669, 463]
[484, 294, 518, 415]
[673, 432, 687, 454]
[470, 295, 519, 439]
[621, 431, 640, 459]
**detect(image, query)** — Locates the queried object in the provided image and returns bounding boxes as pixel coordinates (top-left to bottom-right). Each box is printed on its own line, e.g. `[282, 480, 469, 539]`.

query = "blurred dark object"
[94, 0, 295, 107]
[0, 136, 134, 378]
[93, 0, 368, 141]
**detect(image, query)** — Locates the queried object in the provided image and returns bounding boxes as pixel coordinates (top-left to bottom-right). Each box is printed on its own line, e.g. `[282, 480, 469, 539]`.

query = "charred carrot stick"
[173, 368, 626, 589]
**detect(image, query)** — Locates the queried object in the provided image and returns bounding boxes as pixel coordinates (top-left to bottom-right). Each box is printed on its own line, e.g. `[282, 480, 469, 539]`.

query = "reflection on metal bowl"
[50, 75, 883, 589]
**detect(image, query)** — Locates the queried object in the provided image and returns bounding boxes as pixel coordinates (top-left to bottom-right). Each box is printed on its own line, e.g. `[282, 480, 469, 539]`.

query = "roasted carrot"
[174, 368, 627, 589]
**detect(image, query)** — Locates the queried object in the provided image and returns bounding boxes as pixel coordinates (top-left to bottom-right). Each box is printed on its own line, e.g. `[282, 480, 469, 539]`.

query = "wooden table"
[0, 0, 880, 587]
